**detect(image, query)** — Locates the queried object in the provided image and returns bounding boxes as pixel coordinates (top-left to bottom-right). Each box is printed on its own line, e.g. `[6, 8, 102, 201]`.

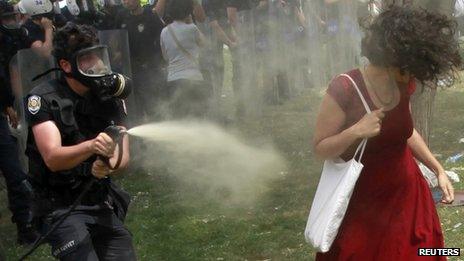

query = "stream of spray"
[127, 121, 286, 204]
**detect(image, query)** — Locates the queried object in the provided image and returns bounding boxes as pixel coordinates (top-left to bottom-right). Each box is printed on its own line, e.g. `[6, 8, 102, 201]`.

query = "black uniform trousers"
[0, 115, 32, 225]
[44, 207, 136, 261]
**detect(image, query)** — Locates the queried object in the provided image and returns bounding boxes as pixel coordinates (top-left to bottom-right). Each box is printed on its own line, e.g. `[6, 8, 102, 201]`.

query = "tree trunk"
[411, 85, 436, 145]
[410, 0, 455, 144]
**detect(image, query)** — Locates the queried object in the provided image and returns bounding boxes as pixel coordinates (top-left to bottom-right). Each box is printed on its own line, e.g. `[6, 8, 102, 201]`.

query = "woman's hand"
[350, 108, 385, 138]
[438, 172, 454, 204]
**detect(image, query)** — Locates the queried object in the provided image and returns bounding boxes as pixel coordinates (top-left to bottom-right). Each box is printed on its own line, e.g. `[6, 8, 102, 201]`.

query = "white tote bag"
[304, 74, 372, 253]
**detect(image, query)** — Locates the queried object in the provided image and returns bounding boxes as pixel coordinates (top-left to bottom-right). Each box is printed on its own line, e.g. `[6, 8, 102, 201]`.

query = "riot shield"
[97, 29, 136, 123]
[9, 48, 57, 172]
[98, 29, 132, 77]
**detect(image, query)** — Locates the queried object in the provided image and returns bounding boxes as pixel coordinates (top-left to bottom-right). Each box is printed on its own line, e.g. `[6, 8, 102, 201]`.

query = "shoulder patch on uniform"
[138, 23, 145, 33]
[27, 95, 41, 115]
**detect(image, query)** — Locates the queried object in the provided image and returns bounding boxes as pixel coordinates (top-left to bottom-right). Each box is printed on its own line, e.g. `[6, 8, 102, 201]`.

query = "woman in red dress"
[312, 6, 461, 260]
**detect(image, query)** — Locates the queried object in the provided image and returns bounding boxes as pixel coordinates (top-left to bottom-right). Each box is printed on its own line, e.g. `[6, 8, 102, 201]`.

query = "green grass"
[1, 65, 463, 260]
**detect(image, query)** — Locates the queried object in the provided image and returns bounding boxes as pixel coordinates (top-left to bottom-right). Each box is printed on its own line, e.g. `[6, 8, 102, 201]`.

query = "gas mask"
[69, 45, 132, 101]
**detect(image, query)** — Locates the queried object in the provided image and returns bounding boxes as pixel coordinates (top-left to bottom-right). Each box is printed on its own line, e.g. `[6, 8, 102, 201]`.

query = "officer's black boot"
[16, 222, 40, 246]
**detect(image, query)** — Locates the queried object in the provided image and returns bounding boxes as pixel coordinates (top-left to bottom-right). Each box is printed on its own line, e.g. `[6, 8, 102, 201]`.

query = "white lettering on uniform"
[53, 240, 76, 256]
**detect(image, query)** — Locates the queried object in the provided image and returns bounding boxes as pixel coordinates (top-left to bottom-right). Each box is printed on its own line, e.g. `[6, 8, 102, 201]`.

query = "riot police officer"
[18, 0, 56, 55]
[202, 0, 237, 97]
[115, 0, 165, 123]
[0, 0, 39, 246]
[25, 22, 136, 260]
[61, 0, 124, 30]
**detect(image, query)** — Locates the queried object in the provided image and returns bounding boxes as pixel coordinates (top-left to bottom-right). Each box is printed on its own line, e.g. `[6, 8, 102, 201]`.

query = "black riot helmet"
[52, 22, 132, 101]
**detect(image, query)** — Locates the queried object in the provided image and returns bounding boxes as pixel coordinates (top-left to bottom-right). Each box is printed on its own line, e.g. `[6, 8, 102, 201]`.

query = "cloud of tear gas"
[127, 120, 286, 204]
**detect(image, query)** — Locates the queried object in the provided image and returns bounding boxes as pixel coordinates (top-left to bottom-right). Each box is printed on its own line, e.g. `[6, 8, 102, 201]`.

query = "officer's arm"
[30, 18, 54, 57]
[32, 120, 95, 172]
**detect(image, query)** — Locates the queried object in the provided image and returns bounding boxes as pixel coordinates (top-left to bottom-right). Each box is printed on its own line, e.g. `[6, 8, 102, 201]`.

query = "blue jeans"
[0, 115, 32, 224]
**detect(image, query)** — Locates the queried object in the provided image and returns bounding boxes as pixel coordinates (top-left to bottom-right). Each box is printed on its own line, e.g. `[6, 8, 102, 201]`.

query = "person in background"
[257, 0, 305, 105]
[322, 0, 362, 76]
[94, 0, 125, 29]
[202, 0, 237, 97]
[158, 0, 207, 23]
[226, 0, 260, 117]
[19, 0, 56, 56]
[0, 0, 39, 246]
[313, 6, 459, 260]
[116, 0, 166, 123]
[160, 0, 210, 119]
[22, 16, 54, 52]
[61, 0, 122, 29]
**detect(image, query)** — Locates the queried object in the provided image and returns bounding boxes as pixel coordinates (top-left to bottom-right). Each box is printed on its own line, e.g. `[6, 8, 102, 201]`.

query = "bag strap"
[339, 74, 372, 114]
[353, 139, 367, 162]
[167, 24, 199, 66]
[338, 73, 372, 162]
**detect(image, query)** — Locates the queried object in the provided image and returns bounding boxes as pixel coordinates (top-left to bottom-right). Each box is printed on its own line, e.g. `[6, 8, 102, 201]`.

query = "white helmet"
[17, 0, 53, 16]
[66, 0, 80, 16]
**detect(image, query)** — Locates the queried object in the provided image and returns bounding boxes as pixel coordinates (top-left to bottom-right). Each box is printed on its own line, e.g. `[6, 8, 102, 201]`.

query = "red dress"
[316, 69, 445, 261]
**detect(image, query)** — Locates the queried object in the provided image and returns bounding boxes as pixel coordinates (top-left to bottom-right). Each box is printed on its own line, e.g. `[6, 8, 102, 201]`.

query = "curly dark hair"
[360, 5, 461, 87]
[166, 0, 193, 21]
[52, 22, 99, 62]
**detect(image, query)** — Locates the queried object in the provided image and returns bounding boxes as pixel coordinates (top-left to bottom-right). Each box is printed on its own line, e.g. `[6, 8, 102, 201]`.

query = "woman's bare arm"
[313, 93, 384, 160]
[408, 102, 454, 203]
[313, 94, 360, 159]
[407, 129, 445, 175]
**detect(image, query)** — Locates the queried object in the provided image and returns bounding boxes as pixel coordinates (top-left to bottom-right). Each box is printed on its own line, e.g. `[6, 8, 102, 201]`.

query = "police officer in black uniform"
[203, 0, 237, 97]
[115, 0, 165, 123]
[61, 0, 124, 30]
[226, 0, 259, 116]
[25, 22, 136, 260]
[94, 0, 125, 30]
[0, 0, 39, 245]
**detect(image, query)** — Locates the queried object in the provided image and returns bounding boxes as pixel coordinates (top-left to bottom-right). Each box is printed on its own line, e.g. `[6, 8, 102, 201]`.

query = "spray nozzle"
[99, 121, 127, 170]
[104, 121, 126, 143]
